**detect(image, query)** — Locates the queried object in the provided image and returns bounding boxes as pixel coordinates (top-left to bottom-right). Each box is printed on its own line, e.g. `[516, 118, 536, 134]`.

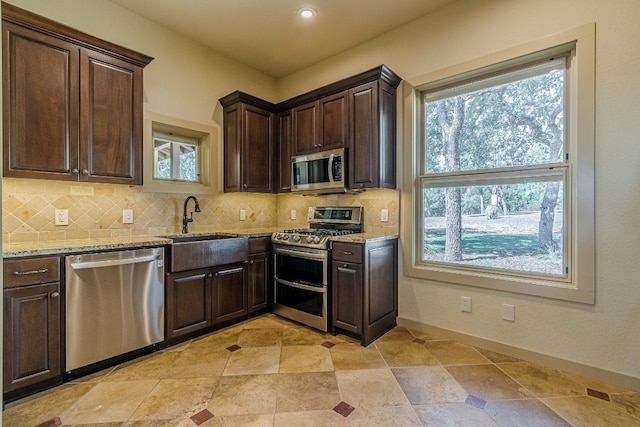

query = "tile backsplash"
[2, 178, 399, 244]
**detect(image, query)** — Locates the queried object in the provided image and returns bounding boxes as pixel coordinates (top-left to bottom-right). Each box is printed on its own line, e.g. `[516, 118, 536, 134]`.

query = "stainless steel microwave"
[291, 148, 346, 194]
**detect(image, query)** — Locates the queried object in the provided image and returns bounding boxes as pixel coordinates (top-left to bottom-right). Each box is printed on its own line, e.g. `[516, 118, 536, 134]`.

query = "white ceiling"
[108, 0, 455, 78]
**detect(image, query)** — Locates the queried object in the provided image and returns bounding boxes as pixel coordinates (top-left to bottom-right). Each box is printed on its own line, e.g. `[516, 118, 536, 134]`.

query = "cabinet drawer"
[249, 236, 271, 254]
[332, 242, 363, 264]
[3, 256, 60, 288]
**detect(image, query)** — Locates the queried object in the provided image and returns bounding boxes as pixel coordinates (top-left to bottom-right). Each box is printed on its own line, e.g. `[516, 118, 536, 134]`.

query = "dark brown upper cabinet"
[278, 65, 402, 192]
[220, 91, 276, 193]
[292, 100, 319, 155]
[277, 109, 293, 192]
[2, 4, 152, 185]
[348, 80, 397, 190]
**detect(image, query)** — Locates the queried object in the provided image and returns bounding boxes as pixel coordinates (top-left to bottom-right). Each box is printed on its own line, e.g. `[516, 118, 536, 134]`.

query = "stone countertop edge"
[330, 233, 399, 244]
[2, 228, 281, 258]
[2, 229, 398, 258]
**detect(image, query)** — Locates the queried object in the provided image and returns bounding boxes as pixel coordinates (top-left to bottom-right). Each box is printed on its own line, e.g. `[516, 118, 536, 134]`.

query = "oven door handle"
[274, 247, 328, 261]
[276, 278, 326, 293]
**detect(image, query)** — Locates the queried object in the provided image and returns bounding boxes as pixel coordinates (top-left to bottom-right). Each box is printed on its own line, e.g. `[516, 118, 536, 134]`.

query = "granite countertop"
[2, 228, 398, 258]
[2, 228, 283, 258]
[330, 232, 399, 244]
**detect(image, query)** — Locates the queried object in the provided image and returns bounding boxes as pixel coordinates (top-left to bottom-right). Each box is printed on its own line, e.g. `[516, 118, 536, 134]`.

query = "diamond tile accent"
[413, 338, 426, 344]
[333, 401, 356, 417]
[321, 341, 336, 349]
[465, 394, 487, 409]
[226, 344, 241, 352]
[587, 388, 610, 401]
[190, 409, 214, 425]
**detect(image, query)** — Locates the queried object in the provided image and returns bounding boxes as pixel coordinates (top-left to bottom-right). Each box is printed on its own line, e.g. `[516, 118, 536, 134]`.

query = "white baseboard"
[397, 317, 640, 393]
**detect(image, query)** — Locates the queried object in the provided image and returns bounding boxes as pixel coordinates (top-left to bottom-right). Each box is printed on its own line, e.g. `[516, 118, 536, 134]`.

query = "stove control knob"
[306, 236, 314, 243]
[282, 234, 289, 240]
[293, 235, 301, 242]
[313, 236, 321, 244]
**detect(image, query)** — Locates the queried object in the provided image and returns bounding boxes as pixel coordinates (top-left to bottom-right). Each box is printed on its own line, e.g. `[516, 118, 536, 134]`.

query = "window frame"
[403, 24, 595, 304]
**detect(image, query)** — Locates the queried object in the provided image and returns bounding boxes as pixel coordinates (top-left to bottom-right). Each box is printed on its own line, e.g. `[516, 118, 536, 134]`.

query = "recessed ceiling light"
[299, 8, 316, 19]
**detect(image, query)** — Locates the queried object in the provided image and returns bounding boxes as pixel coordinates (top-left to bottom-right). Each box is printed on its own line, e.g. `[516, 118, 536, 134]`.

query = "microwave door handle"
[328, 153, 335, 183]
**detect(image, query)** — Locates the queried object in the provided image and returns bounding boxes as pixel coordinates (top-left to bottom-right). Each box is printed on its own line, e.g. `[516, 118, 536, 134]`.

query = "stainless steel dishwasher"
[65, 247, 164, 373]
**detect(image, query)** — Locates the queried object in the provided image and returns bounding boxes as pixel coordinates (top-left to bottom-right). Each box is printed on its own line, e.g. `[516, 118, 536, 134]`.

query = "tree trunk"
[537, 111, 563, 252]
[437, 97, 465, 261]
[445, 188, 462, 261]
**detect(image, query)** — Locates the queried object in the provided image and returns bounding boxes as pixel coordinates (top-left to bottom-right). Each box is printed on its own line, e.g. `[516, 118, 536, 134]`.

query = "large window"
[408, 25, 595, 303]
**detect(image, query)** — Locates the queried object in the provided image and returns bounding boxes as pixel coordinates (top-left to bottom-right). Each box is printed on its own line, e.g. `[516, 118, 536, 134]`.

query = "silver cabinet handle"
[13, 268, 48, 276]
[343, 251, 353, 255]
[50, 292, 60, 298]
[82, 169, 89, 175]
[72, 168, 79, 174]
[207, 273, 213, 278]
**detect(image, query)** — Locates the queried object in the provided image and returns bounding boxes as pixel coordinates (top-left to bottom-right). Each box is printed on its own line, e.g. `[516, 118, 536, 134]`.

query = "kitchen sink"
[168, 234, 231, 243]
[167, 235, 248, 272]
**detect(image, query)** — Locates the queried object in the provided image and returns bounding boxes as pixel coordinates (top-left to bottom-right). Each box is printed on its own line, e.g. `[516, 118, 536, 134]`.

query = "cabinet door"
[212, 263, 248, 324]
[165, 270, 212, 339]
[319, 91, 348, 151]
[3, 283, 61, 393]
[2, 22, 79, 181]
[80, 48, 143, 185]
[223, 103, 242, 192]
[348, 81, 379, 190]
[278, 109, 293, 192]
[242, 104, 275, 192]
[332, 261, 363, 334]
[292, 101, 319, 155]
[248, 253, 270, 313]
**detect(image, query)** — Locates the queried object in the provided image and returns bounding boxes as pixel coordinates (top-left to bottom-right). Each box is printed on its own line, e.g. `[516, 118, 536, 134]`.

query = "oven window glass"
[275, 253, 324, 287]
[275, 282, 324, 317]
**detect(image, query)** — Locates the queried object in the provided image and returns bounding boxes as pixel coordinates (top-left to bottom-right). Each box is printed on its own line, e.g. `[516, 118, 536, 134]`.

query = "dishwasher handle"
[70, 254, 159, 270]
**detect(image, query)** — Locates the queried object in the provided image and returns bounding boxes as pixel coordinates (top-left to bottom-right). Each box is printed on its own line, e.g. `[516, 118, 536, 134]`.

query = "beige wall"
[282, 0, 640, 385]
[2, 0, 638, 388]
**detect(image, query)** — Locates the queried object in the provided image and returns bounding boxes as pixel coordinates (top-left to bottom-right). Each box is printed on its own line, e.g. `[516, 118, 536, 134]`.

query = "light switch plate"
[461, 296, 472, 313]
[123, 209, 134, 224]
[291, 209, 297, 220]
[381, 209, 389, 222]
[55, 209, 68, 226]
[240, 209, 246, 221]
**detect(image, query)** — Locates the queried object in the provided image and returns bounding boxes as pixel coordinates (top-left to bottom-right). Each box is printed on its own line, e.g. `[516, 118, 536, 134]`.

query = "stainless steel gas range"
[272, 206, 363, 331]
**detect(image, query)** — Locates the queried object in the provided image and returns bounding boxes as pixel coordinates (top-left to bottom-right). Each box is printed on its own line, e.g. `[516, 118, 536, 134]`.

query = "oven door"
[273, 245, 328, 331]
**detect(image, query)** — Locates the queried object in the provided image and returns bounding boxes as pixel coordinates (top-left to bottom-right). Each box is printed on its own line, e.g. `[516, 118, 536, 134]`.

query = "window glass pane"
[422, 179, 564, 276]
[424, 61, 565, 174]
[153, 137, 199, 182]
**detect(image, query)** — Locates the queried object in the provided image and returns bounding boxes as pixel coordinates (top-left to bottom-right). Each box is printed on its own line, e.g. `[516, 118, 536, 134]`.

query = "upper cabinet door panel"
[292, 101, 319, 155]
[319, 91, 348, 151]
[349, 81, 379, 189]
[80, 49, 142, 185]
[2, 22, 79, 180]
[242, 104, 274, 192]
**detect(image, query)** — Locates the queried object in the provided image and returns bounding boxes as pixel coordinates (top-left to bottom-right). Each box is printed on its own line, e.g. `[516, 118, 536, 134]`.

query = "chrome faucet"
[182, 195, 201, 233]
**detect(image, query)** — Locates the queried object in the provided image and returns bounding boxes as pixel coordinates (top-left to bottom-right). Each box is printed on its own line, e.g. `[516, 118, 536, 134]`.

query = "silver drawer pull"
[50, 292, 60, 298]
[343, 251, 353, 255]
[13, 268, 49, 276]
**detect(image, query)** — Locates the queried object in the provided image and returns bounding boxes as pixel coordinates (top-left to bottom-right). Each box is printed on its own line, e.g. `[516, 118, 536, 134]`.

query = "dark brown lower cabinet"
[248, 236, 272, 313]
[165, 268, 212, 339]
[3, 256, 62, 401]
[332, 238, 398, 346]
[212, 263, 248, 324]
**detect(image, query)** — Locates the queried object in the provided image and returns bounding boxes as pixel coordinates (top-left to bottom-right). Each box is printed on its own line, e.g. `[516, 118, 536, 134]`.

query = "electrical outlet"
[240, 209, 246, 221]
[123, 209, 134, 224]
[291, 209, 297, 220]
[502, 303, 515, 321]
[461, 296, 472, 313]
[381, 209, 389, 222]
[55, 209, 68, 226]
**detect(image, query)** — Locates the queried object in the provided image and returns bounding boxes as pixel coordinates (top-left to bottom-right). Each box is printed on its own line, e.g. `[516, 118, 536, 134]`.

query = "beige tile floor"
[3, 314, 640, 426]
